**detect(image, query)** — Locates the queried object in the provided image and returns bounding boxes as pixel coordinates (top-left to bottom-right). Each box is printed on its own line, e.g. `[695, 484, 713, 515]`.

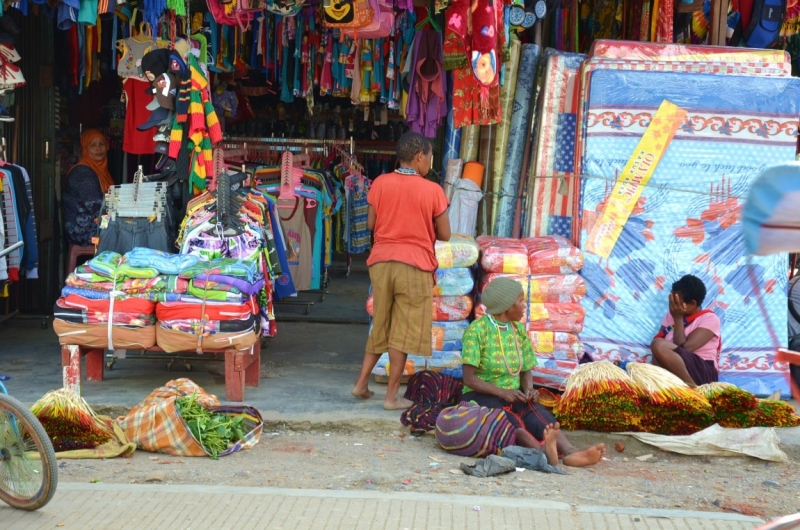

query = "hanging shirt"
[278, 197, 313, 292]
[122, 77, 158, 155]
[116, 36, 169, 80]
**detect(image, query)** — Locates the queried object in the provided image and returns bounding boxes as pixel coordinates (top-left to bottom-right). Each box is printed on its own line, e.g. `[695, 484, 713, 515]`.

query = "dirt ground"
[55, 420, 800, 520]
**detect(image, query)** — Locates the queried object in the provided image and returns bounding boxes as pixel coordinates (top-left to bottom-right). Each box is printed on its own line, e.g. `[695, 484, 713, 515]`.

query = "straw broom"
[30, 389, 113, 452]
[625, 363, 714, 435]
[554, 362, 645, 432]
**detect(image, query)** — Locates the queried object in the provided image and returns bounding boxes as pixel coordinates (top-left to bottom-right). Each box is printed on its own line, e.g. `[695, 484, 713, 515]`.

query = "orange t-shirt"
[366, 172, 449, 272]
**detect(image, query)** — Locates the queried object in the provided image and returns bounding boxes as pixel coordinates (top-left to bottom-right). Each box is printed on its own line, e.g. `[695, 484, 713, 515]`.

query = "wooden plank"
[85, 348, 104, 381]
[61, 344, 81, 395]
[244, 342, 261, 388]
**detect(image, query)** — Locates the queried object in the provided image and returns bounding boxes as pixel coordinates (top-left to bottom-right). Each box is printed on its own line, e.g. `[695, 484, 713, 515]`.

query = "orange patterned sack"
[479, 273, 585, 303]
[367, 294, 473, 322]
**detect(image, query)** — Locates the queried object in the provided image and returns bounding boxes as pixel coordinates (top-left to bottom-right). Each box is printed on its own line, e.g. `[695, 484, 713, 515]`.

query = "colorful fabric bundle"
[432, 320, 469, 342]
[433, 295, 473, 321]
[435, 234, 480, 268]
[554, 362, 645, 432]
[30, 389, 114, 452]
[401, 371, 463, 433]
[526, 303, 585, 333]
[372, 349, 463, 378]
[626, 362, 714, 435]
[479, 273, 585, 303]
[435, 402, 517, 457]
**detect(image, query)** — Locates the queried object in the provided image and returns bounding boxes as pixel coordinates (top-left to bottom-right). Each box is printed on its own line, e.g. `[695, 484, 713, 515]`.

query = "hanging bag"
[323, 0, 374, 30]
[343, 0, 392, 38]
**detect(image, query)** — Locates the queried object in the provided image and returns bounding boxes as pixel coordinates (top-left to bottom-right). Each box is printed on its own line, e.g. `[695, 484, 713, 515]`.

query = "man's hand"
[669, 293, 688, 319]
[498, 389, 527, 403]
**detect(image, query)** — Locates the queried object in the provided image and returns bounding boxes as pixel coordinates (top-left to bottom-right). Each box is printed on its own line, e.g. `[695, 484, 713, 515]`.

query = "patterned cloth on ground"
[400, 371, 463, 433]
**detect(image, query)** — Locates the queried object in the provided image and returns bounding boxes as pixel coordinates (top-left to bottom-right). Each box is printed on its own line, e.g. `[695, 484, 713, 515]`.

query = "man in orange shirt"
[352, 132, 452, 410]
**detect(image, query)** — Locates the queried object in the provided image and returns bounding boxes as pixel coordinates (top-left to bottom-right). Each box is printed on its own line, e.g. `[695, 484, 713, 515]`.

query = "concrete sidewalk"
[4, 482, 765, 530]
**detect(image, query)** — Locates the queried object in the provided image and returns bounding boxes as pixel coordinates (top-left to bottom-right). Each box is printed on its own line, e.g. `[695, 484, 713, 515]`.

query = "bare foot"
[562, 443, 606, 467]
[351, 385, 375, 399]
[543, 423, 559, 466]
[383, 396, 414, 410]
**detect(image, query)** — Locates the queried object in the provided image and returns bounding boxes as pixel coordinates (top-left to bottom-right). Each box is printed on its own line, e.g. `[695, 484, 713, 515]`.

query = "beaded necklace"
[487, 315, 523, 377]
[395, 167, 418, 175]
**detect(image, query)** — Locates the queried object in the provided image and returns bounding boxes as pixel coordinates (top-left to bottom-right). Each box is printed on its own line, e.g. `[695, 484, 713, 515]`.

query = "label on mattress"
[586, 100, 686, 258]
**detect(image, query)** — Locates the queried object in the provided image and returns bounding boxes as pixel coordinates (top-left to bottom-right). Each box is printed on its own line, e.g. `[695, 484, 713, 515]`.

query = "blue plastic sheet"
[579, 70, 800, 397]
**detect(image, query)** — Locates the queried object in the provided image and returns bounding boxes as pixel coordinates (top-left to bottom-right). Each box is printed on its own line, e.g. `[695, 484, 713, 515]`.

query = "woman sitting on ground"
[649, 274, 721, 387]
[461, 277, 606, 467]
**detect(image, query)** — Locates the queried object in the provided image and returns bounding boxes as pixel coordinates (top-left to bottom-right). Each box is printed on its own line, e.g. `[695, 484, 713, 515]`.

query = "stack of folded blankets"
[54, 248, 262, 354]
[54, 250, 173, 349]
[154, 255, 262, 353]
[475, 236, 586, 390]
[369, 234, 480, 379]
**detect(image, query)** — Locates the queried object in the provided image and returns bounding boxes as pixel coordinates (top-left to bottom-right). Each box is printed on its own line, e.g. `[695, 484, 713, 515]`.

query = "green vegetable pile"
[176, 393, 247, 459]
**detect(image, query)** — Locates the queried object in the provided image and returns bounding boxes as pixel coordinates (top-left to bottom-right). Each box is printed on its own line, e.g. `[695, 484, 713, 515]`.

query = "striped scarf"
[169, 55, 222, 193]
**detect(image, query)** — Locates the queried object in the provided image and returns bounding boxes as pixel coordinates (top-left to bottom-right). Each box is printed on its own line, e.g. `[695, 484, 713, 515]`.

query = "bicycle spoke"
[0, 411, 44, 499]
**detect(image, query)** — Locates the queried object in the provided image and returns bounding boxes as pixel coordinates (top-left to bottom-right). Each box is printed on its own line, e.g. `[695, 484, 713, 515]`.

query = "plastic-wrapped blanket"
[477, 237, 529, 275]
[522, 237, 584, 275]
[530, 359, 579, 390]
[433, 295, 473, 321]
[579, 69, 800, 397]
[436, 234, 480, 268]
[528, 331, 581, 360]
[434, 268, 475, 296]
[432, 320, 469, 345]
[475, 302, 584, 332]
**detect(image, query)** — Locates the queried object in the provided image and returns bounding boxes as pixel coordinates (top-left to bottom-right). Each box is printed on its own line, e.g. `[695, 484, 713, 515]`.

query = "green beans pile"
[176, 393, 247, 459]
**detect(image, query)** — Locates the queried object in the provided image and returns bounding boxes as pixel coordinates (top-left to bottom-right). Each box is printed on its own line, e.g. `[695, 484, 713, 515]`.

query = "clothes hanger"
[414, 0, 441, 32]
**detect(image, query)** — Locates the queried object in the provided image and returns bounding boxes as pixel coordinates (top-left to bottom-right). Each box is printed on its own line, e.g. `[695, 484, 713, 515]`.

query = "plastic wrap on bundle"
[480, 273, 586, 303]
[526, 303, 585, 333]
[432, 320, 470, 342]
[521, 236, 584, 274]
[589, 40, 791, 72]
[434, 295, 473, 321]
[372, 350, 463, 377]
[579, 68, 800, 397]
[530, 360, 579, 391]
[528, 331, 582, 361]
[434, 268, 475, 296]
[435, 234, 480, 268]
[476, 236, 529, 274]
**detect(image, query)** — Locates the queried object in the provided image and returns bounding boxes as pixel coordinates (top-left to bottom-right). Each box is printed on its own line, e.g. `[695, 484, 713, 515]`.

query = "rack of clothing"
[0, 136, 42, 325]
[330, 143, 372, 277]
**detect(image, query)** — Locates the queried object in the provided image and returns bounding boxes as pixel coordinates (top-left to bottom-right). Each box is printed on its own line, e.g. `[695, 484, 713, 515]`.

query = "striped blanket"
[400, 371, 463, 433]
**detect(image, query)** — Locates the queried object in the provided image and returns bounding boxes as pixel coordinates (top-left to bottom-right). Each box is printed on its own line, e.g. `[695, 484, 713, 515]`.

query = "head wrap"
[482, 277, 522, 315]
[74, 129, 114, 192]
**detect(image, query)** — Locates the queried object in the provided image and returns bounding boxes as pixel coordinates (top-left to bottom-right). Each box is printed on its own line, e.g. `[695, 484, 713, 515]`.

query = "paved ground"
[2, 483, 765, 530]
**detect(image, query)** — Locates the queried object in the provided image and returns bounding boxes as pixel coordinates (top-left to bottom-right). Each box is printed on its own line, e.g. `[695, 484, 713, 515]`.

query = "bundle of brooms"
[697, 382, 758, 421]
[697, 382, 800, 428]
[553, 362, 645, 432]
[30, 389, 113, 452]
[625, 363, 715, 435]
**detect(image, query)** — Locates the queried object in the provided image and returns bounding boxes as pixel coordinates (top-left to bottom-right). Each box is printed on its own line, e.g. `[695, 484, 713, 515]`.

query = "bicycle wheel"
[0, 393, 58, 510]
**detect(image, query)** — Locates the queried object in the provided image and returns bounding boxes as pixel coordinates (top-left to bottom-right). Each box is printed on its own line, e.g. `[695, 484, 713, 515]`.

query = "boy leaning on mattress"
[648, 274, 721, 387]
[351, 132, 452, 410]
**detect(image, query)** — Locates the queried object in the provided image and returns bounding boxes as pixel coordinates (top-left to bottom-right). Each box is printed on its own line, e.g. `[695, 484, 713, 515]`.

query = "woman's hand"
[524, 388, 539, 403]
[669, 293, 688, 319]
[498, 389, 527, 403]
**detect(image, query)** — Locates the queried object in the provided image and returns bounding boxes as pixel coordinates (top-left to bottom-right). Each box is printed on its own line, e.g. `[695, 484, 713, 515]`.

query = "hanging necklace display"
[488, 315, 523, 376]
